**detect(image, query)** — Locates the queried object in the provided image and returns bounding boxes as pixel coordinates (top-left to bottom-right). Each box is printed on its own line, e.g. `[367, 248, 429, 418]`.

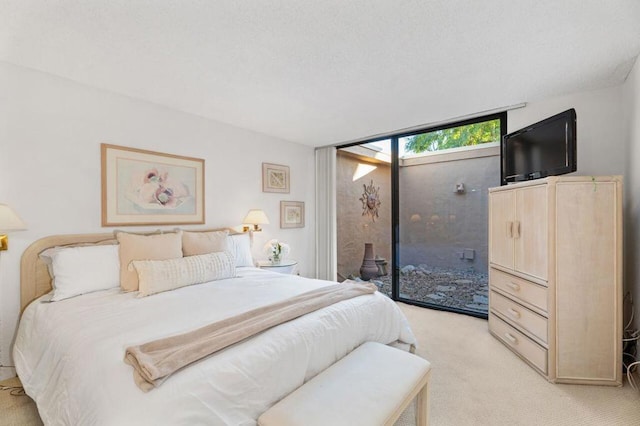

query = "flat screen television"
[501, 109, 577, 185]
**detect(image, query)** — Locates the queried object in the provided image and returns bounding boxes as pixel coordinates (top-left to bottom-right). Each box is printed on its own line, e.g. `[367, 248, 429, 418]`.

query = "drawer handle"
[507, 282, 520, 291]
[507, 308, 521, 319]
[504, 332, 518, 344]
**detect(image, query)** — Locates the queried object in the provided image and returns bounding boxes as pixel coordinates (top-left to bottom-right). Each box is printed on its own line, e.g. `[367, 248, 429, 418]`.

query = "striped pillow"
[131, 251, 236, 297]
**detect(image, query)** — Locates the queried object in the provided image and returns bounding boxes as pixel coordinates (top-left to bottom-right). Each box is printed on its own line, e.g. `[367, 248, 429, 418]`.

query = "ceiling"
[1, 1, 639, 147]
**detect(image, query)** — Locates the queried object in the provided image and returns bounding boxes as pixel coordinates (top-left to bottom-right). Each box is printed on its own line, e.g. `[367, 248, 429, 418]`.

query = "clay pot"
[375, 257, 388, 276]
[360, 243, 378, 281]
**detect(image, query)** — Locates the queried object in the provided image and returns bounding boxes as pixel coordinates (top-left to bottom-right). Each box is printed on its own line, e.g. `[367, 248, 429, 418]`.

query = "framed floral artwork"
[262, 163, 290, 193]
[101, 144, 205, 226]
[280, 201, 305, 229]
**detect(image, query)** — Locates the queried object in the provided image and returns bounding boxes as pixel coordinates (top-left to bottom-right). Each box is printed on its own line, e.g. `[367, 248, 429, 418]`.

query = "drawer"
[490, 291, 548, 344]
[490, 268, 548, 312]
[489, 314, 548, 375]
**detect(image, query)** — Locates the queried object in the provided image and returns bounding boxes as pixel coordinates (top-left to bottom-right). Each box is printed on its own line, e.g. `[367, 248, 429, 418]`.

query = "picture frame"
[280, 201, 305, 229]
[262, 163, 290, 193]
[101, 143, 205, 226]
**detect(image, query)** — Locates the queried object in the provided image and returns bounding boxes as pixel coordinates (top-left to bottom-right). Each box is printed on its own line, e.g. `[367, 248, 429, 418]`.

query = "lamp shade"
[0, 204, 26, 232]
[243, 209, 270, 225]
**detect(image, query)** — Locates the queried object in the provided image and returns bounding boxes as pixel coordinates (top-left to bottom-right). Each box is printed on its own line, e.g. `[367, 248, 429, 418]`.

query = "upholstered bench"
[258, 341, 431, 426]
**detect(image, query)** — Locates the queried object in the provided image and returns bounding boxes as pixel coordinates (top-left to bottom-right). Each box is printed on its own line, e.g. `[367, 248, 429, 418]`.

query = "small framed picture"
[280, 201, 305, 229]
[262, 163, 290, 193]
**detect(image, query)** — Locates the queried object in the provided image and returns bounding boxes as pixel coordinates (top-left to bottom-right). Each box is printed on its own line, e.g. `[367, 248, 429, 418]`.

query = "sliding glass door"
[336, 140, 392, 296]
[336, 113, 505, 318]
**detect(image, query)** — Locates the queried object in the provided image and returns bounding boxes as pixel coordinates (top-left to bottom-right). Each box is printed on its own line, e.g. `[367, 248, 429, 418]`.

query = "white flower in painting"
[129, 168, 190, 208]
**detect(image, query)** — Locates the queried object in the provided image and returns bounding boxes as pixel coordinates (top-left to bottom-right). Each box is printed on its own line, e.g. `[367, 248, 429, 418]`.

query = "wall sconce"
[242, 209, 270, 232]
[0, 204, 27, 250]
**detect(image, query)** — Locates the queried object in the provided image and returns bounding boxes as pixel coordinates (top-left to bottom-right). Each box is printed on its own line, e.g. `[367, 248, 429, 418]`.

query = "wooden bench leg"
[415, 381, 429, 426]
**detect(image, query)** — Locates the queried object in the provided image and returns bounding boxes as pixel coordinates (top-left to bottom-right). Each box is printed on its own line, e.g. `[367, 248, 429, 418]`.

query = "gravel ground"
[352, 264, 489, 315]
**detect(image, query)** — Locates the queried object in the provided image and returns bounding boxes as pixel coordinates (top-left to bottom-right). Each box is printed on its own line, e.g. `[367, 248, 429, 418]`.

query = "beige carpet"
[395, 303, 640, 426]
[0, 377, 42, 426]
[2, 304, 639, 425]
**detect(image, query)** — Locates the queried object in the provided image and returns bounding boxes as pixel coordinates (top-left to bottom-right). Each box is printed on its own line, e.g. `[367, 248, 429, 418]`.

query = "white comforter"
[14, 268, 416, 426]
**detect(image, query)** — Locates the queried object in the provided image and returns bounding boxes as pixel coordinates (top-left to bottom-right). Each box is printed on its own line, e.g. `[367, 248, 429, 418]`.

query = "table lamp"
[0, 204, 27, 250]
[242, 209, 269, 232]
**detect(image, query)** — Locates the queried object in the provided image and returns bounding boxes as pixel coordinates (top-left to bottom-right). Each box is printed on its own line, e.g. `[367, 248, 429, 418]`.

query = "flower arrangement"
[263, 239, 290, 264]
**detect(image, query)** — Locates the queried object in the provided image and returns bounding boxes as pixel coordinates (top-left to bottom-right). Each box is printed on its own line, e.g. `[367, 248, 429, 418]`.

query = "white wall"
[0, 62, 316, 378]
[623, 57, 640, 329]
[508, 85, 627, 177]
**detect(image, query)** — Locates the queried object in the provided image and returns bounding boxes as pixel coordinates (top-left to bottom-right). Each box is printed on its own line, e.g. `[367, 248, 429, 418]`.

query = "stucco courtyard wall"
[336, 150, 391, 279]
[398, 153, 500, 274]
[337, 148, 500, 281]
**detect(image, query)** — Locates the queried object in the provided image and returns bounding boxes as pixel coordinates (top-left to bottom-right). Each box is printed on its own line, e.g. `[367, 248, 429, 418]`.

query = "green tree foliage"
[404, 119, 501, 153]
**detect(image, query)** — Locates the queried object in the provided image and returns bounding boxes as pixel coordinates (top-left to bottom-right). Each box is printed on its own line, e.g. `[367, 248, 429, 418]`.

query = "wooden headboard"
[20, 228, 238, 313]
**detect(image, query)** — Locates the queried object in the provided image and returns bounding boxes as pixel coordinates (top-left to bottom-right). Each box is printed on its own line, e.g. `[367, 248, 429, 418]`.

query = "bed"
[13, 230, 416, 425]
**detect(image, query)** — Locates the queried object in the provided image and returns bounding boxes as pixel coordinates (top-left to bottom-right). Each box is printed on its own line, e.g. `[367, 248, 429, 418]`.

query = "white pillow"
[40, 245, 120, 301]
[227, 233, 254, 267]
[131, 251, 236, 297]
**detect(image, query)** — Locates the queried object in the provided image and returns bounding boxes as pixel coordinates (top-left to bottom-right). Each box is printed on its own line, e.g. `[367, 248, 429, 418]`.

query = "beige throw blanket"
[124, 282, 377, 391]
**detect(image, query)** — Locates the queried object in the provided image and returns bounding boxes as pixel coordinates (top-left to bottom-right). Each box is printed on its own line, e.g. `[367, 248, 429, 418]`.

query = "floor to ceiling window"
[336, 113, 506, 318]
[336, 140, 392, 284]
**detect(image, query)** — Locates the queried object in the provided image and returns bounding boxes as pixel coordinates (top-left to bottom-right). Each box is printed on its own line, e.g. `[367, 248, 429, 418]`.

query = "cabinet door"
[514, 185, 548, 281]
[489, 190, 515, 270]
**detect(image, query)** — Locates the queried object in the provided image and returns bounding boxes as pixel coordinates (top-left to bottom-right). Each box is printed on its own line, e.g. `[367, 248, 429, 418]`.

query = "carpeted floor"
[395, 303, 640, 425]
[2, 304, 639, 425]
[0, 376, 42, 426]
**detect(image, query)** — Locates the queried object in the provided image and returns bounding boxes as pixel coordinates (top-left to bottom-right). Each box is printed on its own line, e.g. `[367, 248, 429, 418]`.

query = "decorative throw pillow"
[116, 230, 183, 292]
[40, 245, 120, 301]
[182, 230, 229, 256]
[227, 233, 254, 267]
[131, 251, 236, 297]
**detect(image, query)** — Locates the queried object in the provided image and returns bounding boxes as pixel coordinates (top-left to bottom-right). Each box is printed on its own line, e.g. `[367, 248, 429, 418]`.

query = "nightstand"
[257, 259, 298, 275]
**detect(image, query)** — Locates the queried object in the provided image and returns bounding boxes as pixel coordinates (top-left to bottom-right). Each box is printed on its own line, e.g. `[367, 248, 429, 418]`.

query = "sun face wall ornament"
[360, 179, 381, 221]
